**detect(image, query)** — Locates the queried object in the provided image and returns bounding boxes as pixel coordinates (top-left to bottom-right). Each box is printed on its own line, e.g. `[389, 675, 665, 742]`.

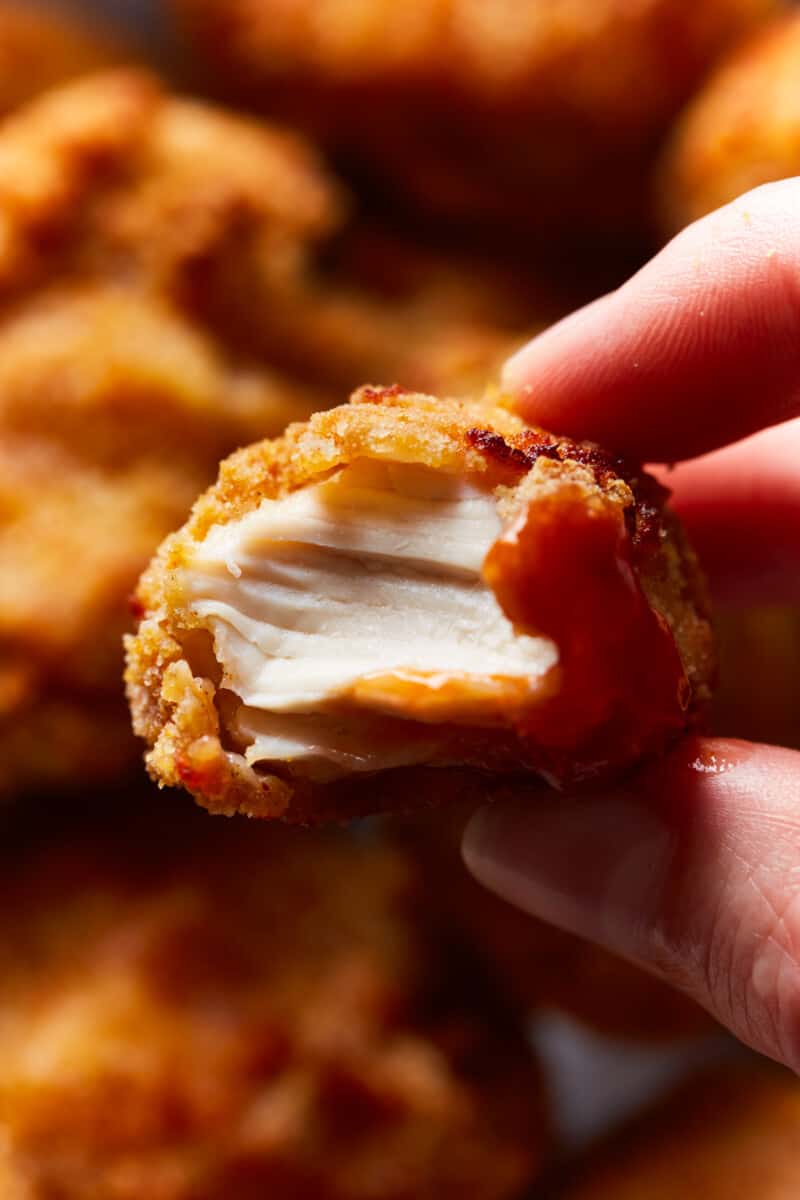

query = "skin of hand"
[463, 177, 800, 1073]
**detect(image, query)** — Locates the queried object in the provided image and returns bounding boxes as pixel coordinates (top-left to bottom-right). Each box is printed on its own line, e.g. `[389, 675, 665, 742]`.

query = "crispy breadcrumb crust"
[0, 71, 538, 800]
[658, 10, 800, 232]
[0, 801, 548, 1199]
[126, 386, 714, 822]
[173, 0, 780, 236]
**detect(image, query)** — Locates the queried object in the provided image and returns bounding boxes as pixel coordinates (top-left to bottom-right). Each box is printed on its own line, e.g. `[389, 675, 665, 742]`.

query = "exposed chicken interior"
[183, 458, 558, 779]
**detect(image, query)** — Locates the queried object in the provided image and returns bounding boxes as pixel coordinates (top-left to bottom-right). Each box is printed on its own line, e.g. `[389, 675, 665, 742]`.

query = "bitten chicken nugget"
[0, 0, 123, 116]
[560, 1065, 800, 1198]
[126, 386, 714, 822]
[172, 0, 780, 238]
[0, 799, 548, 1199]
[658, 11, 800, 232]
[0, 71, 539, 801]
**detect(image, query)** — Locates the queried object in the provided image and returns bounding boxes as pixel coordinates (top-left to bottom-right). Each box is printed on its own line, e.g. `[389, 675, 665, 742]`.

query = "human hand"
[463, 178, 800, 1070]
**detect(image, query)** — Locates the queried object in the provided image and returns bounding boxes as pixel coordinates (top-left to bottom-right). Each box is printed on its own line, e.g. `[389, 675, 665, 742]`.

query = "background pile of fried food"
[1, 0, 800, 1195]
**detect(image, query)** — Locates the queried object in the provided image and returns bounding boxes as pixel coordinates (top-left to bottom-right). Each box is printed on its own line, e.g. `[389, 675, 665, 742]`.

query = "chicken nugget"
[0, 69, 340, 800]
[172, 0, 780, 239]
[0, 71, 539, 800]
[126, 385, 714, 822]
[658, 11, 800, 232]
[560, 1064, 800, 1198]
[0, 798, 548, 1199]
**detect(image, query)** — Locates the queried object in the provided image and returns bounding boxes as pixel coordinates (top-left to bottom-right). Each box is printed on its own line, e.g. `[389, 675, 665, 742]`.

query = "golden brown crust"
[658, 10, 800, 232]
[126, 385, 715, 822]
[174, 0, 780, 236]
[0, 800, 549, 1199]
[561, 1065, 800, 1198]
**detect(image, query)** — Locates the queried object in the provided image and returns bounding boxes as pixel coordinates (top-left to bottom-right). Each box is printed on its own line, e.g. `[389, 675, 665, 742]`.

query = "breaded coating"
[126, 386, 714, 822]
[390, 806, 713, 1040]
[0, 800, 548, 1199]
[0, 0, 123, 117]
[173, 0, 780, 237]
[561, 1065, 800, 1198]
[0, 71, 537, 801]
[0, 69, 339, 316]
[658, 11, 800, 232]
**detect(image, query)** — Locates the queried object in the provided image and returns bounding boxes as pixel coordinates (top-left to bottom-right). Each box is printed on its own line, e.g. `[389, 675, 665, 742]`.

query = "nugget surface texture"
[659, 11, 800, 231]
[174, 0, 779, 236]
[126, 386, 714, 822]
[0, 801, 547, 1199]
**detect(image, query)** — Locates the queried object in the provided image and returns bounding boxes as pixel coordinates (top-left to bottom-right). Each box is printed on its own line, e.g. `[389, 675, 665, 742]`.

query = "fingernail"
[462, 794, 677, 958]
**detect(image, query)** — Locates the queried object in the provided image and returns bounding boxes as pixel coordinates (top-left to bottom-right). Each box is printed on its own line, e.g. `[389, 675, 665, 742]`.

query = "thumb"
[503, 178, 800, 462]
[463, 738, 800, 1072]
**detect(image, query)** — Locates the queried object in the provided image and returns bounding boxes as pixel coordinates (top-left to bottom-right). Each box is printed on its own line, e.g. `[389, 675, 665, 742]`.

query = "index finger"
[505, 178, 800, 462]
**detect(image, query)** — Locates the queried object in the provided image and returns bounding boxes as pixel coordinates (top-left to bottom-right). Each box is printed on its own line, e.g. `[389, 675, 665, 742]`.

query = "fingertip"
[464, 739, 800, 1071]
[500, 344, 534, 397]
[500, 297, 612, 431]
[503, 178, 800, 461]
[461, 799, 537, 912]
[460, 802, 489, 876]
[460, 786, 677, 948]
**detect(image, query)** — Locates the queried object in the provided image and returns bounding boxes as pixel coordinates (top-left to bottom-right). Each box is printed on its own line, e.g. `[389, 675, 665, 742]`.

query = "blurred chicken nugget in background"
[0, 68, 336, 801]
[658, 10, 800, 233]
[172, 0, 782, 243]
[0, 0, 126, 116]
[0, 68, 546, 802]
[712, 607, 800, 750]
[558, 1064, 800, 1197]
[0, 796, 549, 1199]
